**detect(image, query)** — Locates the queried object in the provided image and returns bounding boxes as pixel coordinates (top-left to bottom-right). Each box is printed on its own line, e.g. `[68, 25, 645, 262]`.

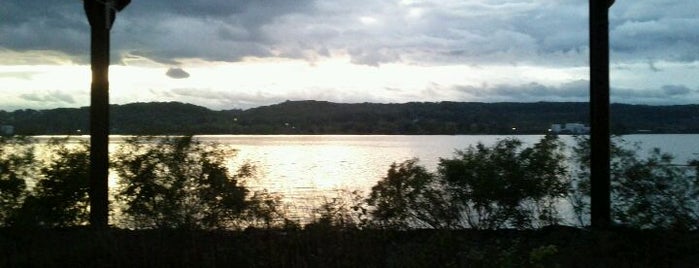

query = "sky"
[1, 0, 698, 111]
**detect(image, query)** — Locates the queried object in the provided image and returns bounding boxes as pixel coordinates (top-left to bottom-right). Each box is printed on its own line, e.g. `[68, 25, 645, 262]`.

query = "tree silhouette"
[112, 136, 284, 229]
[0, 137, 34, 226]
[11, 139, 90, 227]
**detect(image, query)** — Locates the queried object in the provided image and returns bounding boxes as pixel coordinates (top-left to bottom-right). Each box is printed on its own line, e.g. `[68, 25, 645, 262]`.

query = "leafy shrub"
[112, 136, 285, 230]
[0, 136, 34, 226]
[11, 138, 90, 227]
[307, 190, 369, 230]
[438, 135, 570, 229]
[571, 136, 699, 230]
[366, 159, 458, 229]
[365, 135, 571, 230]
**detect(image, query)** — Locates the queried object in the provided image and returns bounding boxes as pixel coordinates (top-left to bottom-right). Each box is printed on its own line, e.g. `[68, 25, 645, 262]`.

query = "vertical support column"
[86, 1, 111, 228]
[589, 0, 612, 229]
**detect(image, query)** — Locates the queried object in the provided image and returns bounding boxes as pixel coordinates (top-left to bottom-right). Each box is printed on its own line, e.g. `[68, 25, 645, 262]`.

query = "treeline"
[2, 135, 698, 230]
[2, 100, 699, 135]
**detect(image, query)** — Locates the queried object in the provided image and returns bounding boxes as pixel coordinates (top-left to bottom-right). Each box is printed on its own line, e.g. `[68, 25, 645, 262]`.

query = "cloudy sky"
[1, 0, 697, 111]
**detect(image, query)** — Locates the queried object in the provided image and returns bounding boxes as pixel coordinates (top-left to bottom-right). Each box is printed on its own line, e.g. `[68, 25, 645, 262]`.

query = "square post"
[85, 0, 129, 228]
[589, 0, 613, 229]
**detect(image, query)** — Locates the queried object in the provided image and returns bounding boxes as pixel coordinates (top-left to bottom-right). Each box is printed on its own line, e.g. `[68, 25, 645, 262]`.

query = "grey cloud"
[611, 87, 672, 104]
[0, 71, 39, 80]
[662, 85, 691, 96]
[127, 0, 314, 20]
[166, 67, 190, 79]
[449, 80, 699, 105]
[456, 80, 589, 101]
[648, 59, 661, 72]
[348, 48, 401, 67]
[612, 85, 699, 104]
[19, 94, 43, 102]
[1, 0, 312, 64]
[150, 88, 173, 98]
[20, 91, 76, 104]
[0, 2, 89, 63]
[2, 0, 697, 67]
[610, 0, 699, 63]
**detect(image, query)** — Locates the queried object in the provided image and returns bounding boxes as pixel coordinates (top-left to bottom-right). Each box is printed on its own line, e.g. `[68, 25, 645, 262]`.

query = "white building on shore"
[550, 123, 589, 134]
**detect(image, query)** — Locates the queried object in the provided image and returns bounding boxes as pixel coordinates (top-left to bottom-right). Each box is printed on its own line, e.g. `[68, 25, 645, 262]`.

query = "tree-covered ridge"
[1, 100, 698, 135]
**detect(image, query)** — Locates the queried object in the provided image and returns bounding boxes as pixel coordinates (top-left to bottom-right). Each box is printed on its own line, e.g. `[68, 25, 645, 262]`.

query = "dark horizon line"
[4, 99, 698, 113]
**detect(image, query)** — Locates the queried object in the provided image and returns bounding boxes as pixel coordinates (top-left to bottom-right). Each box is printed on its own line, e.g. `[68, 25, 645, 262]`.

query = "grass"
[1, 226, 698, 267]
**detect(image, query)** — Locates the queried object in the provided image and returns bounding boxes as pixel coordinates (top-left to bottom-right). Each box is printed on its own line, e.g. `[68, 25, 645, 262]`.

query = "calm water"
[192, 134, 699, 222]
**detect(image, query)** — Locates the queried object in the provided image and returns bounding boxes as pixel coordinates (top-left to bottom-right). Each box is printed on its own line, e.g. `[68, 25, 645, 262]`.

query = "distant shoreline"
[2, 100, 698, 135]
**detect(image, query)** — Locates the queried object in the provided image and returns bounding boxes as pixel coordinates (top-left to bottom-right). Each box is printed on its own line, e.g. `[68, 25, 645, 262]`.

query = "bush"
[366, 159, 458, 229]
[365, 135, 571, 230]
[306, 190, 368, 230]
[0, 136, 34, 226]
[113, 136, 285, 230]
[438, 135, 570, 229]
[11, 138, 90, 227]
[571, 136, 699, 230]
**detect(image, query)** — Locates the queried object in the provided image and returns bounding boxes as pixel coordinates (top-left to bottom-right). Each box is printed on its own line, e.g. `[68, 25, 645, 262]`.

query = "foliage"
[529, 244, 559, 268]
[614, 148, 698, 229]
[365, 159, 458, 229]
[438, 135, 570, 229]
[239, 189, 290, 229]
[306, 190, 369, 230]
[364, 136, 570, 230]
[571, 136, 699, 229]
[113, 136, 284, 230]
[11, 138, 91, 227]
[5, 228, 699, 267]
[0, 136, 34, 226]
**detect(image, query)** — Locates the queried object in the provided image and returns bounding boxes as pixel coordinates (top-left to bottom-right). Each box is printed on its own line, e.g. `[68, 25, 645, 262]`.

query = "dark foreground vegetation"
[1, 135, 698, 266]
[2, 100, 699, 134]
[2, 227, 698, 267]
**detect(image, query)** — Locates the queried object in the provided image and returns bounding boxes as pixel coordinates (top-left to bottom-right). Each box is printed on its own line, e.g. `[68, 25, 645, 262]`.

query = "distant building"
[550, 123, 589, 134]
[1, 125, 14, 136]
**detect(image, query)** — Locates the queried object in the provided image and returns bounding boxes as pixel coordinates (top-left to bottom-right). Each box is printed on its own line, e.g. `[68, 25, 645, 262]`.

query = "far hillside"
[1, 101, 698, 135]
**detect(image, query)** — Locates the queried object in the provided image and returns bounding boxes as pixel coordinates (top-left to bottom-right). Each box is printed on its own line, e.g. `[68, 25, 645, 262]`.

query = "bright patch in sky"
[359, 16, 379, 25]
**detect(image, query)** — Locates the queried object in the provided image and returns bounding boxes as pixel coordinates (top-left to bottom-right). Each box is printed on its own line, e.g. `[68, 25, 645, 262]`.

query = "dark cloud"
[662, 85, 691, 96]
[1, 0, 697, 67]
[166, 67, 190, 79]
[1, 0, 313, 64]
